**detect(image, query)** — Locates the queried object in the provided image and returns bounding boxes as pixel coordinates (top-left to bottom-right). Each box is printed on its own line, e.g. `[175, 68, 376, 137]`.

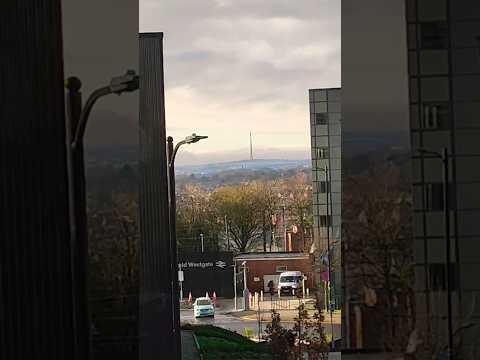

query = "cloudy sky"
[140, 0, 340, 163]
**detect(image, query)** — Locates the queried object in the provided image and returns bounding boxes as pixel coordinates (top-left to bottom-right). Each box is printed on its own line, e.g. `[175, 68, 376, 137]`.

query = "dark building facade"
[1, 2, 81, 359]
[2, 4, 177, 360]
[406, 0, 480, 356]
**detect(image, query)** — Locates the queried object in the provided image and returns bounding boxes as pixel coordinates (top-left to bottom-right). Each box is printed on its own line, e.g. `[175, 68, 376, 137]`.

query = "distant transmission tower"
[249, 131, 254, 161]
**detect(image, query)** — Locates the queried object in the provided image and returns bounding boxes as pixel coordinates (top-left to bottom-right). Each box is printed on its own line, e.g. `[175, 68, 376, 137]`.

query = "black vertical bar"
[443, 147, 454, 359]
[139, 32, 179, 360]
[65, 77, 90, 360]
[1, 1, 76, 359]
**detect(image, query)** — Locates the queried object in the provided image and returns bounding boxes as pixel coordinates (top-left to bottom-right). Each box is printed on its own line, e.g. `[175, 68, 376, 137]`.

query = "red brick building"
[234, 252, 316, 294]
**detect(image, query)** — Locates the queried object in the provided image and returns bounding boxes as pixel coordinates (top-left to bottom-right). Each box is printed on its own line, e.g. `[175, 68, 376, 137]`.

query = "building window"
[419, 22, 448, 49]
[316, 113, 328, 125]
[429, 263, 459, 291]
[422, 103, 449, 129]
[316, 147, 329, 159]
[319, 215, 331, 228]
[319, 181, 330, 193]
[276, 265, 287, 273]
[424, 183, 443, 211]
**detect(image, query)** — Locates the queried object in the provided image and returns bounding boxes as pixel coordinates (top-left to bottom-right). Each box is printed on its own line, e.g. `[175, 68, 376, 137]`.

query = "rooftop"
[234, 252, 310, 261]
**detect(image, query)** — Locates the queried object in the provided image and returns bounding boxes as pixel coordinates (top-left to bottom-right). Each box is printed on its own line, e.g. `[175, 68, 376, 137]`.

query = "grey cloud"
[141, 0, 340, 107]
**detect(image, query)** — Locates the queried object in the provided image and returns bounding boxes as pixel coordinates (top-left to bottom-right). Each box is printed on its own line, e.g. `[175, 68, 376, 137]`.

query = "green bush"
[186, 324, 271, 358]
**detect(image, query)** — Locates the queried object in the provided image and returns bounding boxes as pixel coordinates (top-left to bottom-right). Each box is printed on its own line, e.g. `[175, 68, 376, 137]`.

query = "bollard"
[261, 290, 263, 302]
[278, 288, 281, 298]
[306, 288, 310, 297]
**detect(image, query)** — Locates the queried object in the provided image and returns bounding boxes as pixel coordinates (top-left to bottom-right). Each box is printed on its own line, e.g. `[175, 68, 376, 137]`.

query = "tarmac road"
[180, 307, 341, 340]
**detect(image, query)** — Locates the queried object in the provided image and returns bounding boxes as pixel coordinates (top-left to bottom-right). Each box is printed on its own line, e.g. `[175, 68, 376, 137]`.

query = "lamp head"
[110, 69, 139, 94]
[185, 133, 208, 144]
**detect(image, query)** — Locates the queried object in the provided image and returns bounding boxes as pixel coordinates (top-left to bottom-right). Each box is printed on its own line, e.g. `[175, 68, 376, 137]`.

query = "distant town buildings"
[309, 88, 342, 309]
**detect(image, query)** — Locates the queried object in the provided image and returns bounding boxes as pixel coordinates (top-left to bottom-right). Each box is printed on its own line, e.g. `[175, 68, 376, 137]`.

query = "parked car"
[193, 297, 215, 318]
[278, 271, 303, 295]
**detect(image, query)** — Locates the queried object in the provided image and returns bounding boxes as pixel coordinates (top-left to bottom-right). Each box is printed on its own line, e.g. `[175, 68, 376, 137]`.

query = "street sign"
[178, 270, 184, 282]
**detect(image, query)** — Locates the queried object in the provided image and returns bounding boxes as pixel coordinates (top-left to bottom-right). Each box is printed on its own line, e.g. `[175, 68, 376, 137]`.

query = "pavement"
[181, 330, 201, 360]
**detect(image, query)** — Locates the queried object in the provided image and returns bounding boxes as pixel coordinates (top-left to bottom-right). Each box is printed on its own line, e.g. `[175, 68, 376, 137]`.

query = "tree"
[88, 192, 139, 299]
[210, 183, 264, 252]
[343, 163, 415, 352]
[265, 310, 296, 360]
[254, 181, 280, 252]
[266, 306, 329, 360]
[283, 175, 314, 252]
[176, 185, 223, 252]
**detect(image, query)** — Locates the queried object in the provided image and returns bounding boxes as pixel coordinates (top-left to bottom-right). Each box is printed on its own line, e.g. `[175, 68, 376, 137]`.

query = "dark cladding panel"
[0, 1, 76, 360]
[138, 33, 176, 359]
[178, 252, 234, 298]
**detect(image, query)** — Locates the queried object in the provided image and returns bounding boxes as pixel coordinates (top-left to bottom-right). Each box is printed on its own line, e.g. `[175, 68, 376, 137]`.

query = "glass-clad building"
[309, 88, 342, 309]
[407, 0, 480, 354]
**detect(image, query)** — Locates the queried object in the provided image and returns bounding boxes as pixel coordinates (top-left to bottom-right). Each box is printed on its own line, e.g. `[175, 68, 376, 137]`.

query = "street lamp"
[64, 71, 139, 357]
[416, 147, 454, 359]
[317, 165, 335, 350]
[69, 70, 139, 150]
[166, 133, 208, 355]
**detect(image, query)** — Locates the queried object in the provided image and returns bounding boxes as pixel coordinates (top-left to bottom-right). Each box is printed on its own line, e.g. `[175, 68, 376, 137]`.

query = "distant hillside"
[175, 159, 310, 175]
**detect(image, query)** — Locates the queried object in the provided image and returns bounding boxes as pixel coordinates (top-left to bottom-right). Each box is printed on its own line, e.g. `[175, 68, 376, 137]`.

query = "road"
[180, 308, 341, 340]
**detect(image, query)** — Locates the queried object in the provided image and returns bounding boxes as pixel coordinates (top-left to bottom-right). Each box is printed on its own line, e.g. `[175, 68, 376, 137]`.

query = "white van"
[278, 271, 303, 295]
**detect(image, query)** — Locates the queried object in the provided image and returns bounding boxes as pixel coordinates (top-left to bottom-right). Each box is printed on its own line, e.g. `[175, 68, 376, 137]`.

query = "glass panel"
[419, 22, 448, 49]
[408, 24, 418, 49]
[409, 51, 418, 76]
[420, 77, 449, 102]
[417, 0, 447, 21]
[313, 89, 327, 102]
[419, 50, 449, 75]
[316, 113, 329, 125]
[327, 102, 341, 113]
[314, 102, 328, 113]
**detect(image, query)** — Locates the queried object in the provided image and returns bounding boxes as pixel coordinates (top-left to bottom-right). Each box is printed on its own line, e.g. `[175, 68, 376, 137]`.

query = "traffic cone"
[188, 292, 192, 305]
[212, 291, 217, 306]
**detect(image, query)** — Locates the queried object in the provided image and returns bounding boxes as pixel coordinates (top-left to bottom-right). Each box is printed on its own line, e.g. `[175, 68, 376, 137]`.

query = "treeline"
[176, 174, 314, 254]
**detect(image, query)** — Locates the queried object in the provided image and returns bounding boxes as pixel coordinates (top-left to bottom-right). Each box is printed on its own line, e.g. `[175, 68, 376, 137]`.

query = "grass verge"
[182, 324, 271, 360]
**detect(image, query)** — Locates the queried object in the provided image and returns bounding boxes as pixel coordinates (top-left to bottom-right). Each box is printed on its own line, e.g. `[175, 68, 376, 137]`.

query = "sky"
[140, 0, 340, 163]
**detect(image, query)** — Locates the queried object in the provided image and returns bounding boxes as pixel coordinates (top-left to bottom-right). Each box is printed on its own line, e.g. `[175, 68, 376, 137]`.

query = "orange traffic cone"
[188, 292, 192, 305]
[212, 291, 217, 306]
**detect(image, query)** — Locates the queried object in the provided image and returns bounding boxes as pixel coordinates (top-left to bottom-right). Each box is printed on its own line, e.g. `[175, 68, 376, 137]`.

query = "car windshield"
[280, 276, 301, 282]
[196, 299, 211, 306]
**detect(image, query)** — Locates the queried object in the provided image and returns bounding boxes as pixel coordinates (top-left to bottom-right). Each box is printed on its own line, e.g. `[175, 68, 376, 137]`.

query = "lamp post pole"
[233, 263, 238, 311]
[167, 136, 181, 356]
[167, 133, 208, 358]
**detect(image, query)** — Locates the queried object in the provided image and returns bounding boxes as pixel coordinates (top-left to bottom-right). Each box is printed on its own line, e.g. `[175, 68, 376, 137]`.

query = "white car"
[193, 297, 215, 318]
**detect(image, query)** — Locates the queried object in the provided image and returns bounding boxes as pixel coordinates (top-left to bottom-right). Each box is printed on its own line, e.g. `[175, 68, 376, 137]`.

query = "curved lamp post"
[166, 133, 208, 349]
[64, 70, 139, 358]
